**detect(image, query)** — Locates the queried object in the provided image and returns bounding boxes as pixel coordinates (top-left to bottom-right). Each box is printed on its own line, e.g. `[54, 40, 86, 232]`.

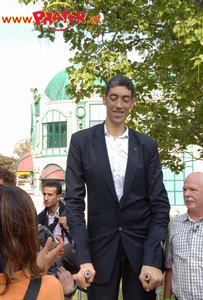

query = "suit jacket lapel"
[93, 124, 118, 203]
[119, 129, 139, 207]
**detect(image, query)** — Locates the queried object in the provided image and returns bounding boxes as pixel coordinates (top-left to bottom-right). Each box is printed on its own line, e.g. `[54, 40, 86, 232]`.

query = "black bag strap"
[47, 216, 59, 233]
[47, 208, 73, 245]
[23, 277, 42, 300]
[61, 226, 73, 245]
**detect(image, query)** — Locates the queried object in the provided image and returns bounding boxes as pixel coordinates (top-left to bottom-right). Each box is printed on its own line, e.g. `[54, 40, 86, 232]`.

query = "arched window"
[89, 104, 106, 127]
[42, 110, 67, 149]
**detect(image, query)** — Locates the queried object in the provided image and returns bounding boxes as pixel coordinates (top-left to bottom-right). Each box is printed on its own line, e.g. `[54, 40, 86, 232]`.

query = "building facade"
[27, 69, 105, 197]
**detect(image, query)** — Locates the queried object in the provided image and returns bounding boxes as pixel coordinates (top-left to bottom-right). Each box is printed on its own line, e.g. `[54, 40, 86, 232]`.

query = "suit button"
[119, 227, 122, 231]
[118, 208, 121, 212]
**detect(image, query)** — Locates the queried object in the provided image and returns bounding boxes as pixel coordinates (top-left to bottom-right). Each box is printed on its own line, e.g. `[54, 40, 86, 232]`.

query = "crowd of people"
[0, 75, 202, 300]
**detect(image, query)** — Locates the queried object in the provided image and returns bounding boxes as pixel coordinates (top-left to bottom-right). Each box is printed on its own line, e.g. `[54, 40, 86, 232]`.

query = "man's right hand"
[74, 263, 96, 288]
[58, 216, 69, 231]
[37, 235, 64, 274]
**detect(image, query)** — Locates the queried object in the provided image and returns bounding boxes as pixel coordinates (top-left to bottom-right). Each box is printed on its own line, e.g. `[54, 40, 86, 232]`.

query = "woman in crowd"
[0, 184, 74, 299]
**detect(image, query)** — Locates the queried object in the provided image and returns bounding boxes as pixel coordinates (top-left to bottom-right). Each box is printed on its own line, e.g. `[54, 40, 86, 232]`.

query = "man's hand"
[139, 265, 163, 292]
[58, 216, 69, 230]
[37, 235, 64, 273]
[57, 266, 74, 294]
[74, 263, 96, 288]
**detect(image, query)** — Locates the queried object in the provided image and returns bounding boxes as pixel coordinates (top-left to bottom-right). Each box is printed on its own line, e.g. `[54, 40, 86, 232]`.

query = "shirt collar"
[104, 124, 129, 138]
[47, 206, 60, 218]
[186, 211, 203, 223]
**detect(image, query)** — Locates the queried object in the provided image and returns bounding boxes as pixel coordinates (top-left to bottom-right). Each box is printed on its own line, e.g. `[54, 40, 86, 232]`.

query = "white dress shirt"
[104, 125, 129, 201]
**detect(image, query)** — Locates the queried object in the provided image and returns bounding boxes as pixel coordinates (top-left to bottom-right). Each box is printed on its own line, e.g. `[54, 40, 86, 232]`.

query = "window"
[43, 122, 67, 148]
[162, 152, 193, 206]
[89, 104, 106, 127]
[42, 111, 67, 149]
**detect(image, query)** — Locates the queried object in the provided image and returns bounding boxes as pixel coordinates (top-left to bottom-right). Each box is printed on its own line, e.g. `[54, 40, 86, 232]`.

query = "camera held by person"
[37, 225, 80, 277]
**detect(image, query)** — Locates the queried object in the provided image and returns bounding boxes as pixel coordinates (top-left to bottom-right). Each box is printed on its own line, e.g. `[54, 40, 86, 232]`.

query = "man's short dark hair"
[43, 180, 62, 195]
[0, 167, 16, 185]
[105, 75, 134, 100]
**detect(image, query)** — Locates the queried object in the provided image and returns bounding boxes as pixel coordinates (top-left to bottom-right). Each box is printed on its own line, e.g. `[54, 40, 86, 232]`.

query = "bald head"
[183, 172, 203, 221]
[185, 172, 203, 186]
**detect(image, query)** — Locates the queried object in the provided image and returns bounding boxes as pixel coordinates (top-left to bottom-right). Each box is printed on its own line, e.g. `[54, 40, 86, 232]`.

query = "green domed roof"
[45, 69, 72, 101]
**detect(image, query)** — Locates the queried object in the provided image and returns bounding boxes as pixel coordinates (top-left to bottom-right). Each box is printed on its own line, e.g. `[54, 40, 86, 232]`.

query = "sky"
[0, 0, 73, 157]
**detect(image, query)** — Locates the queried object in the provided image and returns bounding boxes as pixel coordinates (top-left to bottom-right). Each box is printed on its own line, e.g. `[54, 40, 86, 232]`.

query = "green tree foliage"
[0, 155, 17, 172]
[13, 138, 31, 159]
[19, 0, 203, 172]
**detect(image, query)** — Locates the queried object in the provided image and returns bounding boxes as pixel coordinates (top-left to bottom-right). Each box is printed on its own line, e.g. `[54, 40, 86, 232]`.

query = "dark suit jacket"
[65, 123, 170, 284]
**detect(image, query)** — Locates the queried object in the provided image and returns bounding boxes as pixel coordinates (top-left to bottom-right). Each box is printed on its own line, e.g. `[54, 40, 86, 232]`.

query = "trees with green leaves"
[13, 138, 30, 159]
[0, 155, 17, 173]
[0, 138, 30, 173]
[19, 0, 203, 172]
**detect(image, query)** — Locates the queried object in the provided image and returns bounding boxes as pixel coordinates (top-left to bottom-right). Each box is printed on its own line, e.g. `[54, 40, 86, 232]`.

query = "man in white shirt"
[164, 172, 203, 300]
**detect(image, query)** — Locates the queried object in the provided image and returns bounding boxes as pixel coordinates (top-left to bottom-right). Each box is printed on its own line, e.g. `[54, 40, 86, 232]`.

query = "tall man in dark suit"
[65, 75, 170, 300]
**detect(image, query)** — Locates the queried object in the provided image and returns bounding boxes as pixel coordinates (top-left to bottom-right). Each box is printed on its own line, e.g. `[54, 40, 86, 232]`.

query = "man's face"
[183, 173, 203, 217]
[102, 86, 135, 127]
[43, 186, 61, 211]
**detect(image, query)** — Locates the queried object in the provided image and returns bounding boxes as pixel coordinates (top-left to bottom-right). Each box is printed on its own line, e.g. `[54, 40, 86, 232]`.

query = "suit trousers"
[87, 239, 156, 300]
